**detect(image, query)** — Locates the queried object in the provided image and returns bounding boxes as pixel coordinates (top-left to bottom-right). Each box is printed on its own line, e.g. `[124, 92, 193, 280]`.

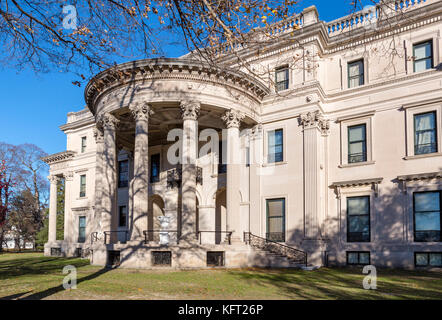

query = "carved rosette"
[300, 111, 330, 135]
[222, 109, 245, 129]
[180, 101, 200, 120]
[100, 113, 120, 130]
[130, 102, 154, 122]
[93, 126, 104, 144]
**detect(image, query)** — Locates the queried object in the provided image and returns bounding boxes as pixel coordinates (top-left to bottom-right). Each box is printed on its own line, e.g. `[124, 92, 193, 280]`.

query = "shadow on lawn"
[230, 267, 442, 300]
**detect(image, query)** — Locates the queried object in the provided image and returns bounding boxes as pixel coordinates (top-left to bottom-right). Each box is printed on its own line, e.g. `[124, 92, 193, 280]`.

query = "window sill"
[339, 161, 375, 168]
[211, 172, 226, 178]
[262, 161, 288, 167]
[77, 197, 88, 200]
[404, 152, 442, 160]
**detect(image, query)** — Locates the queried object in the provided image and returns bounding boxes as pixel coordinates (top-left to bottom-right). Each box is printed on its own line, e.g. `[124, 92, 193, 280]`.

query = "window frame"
[347, 123, 367, 164]
[118, 205, 127, 227]
[81, 136, 87, 153]
[79, 174, 86, 198]
[266, 198, 286, 242]
[413, 191, 441, 243]
[118, 160, 129, 188]
[346, 196, 371, 243]
[347, 59, 365, 89]
[413, 40, 433, 73]
[413, 111, 438, 156]
[414, 252, 442, 267]
[267, 128, 284, 164]
[275, 66, 289, 92]
[346, 251, 371, 266]
[150, 153, 161, 183]
[78, 216, 86, 243]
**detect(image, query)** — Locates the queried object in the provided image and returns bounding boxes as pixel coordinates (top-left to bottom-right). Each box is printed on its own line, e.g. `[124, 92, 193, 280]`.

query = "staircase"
[244, 232, 308, 268]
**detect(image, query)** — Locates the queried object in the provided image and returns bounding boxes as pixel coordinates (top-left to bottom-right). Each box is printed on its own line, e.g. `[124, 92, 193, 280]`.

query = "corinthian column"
[93, 126, 104, 236]
[48, 175, 59, 243]
[130, 102, 154, 242]
[180, 100, 200, 241]
[300, 111, 329, 240]
[100, 113, 119, 243]
[222, 109, 244, 243]
[63, 171, 73, 243]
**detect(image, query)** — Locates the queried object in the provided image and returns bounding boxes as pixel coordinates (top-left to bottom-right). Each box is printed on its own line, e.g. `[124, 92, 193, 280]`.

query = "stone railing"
[326, 0, 435, 36]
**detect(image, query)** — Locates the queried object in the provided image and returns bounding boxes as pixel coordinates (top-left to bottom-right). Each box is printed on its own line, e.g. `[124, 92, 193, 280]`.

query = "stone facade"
[43, 1, 442, 269]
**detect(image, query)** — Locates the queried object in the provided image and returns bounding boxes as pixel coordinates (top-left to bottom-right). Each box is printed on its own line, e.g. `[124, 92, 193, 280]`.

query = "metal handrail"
[143, 230, 179, 244]
[244, 232, 307, 266]
[103, 230, 128, 244]
[197, 231, 233, 245]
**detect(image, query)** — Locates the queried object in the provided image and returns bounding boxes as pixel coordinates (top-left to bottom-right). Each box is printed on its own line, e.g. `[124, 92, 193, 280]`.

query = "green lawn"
[0, 252, 441, 300]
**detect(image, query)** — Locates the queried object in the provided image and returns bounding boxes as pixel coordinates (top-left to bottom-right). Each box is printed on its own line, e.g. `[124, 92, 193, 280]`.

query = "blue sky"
[0, 1, 372, 155]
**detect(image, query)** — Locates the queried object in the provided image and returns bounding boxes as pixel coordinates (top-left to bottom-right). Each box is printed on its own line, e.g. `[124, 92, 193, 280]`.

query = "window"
[415, 252, 442, 267]
[348, 124, 367, 163]
[152, 251, 172, 266]
[119, 205, 127, 227]
[348, 60, 364, 88]
[218, 140, 226, 174]
[207, 251, 225, 267]
[413, 191, 441, 242]
[275, 67, 289, 92]
[266, 198, 285, 242]
[79, 174, 86, 197]
[150, 153, 160, 183]
[347, 251, 370, 265]
[78, 216, 86, 243]
[347, 196, 370, 242]
[81, 136, 87, 153]
[107, 250, 120, 266]
[414, 112, 437, 155]
[413, 40, 433, 72]
[51, 248, 61, 257]
[268, 129, 283, 163]
[118, 160, 129, 188]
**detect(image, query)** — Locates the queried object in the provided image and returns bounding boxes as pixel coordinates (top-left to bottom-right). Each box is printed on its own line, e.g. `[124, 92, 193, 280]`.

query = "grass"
[0, 252, 441, 300]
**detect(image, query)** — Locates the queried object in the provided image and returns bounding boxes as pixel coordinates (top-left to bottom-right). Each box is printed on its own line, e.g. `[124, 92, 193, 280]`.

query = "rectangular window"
[414, 112, 437, 155]
[218, 140, 227, 174]
[266, 198, 285, 242]
[107, 250, 120, 266]
[347, 196, 370, 242]
[415, 252, 442, 267]
[81, 136, 87, 153]
[413, 191, 441, 242]
[413, 40, 433, 72]
[268, 129, 283, 163]
[119, 205, 127, 227]
[152, 251, 172, 266]
[79, 174, 86, 197]
[78, 216, 86, 243]
[150, 153, 160, 183]
[348, 60, 364, 88]
[118, 160, 129, 188]
[347, 251, 370, 265]
[275, 67, 289, 92]
[207, 251, 225, 267]
[348, 124, 367, 163]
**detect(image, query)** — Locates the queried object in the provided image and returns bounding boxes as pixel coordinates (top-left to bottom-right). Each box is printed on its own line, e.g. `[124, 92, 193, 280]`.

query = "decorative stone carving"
[93, 126, 104, 143]
[222, 109, 245, 128]
[100, 113, 120, 130]
[63, 171, 74, 181]
[167, 166, 182, 188]
[48, 175, 59, 184]
[180, 101, 200, 120]
[130, 102, 154, 121]
[300, 111, 329, 135]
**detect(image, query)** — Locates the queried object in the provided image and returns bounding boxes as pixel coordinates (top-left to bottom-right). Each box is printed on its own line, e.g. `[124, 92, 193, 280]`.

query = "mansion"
[43, 1, 442, 269]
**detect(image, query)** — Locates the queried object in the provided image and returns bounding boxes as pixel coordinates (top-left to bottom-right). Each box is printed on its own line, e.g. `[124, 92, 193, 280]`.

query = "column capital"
[222, 109, 245, 129]
[180, 100, 200, 120]
[48, 175, 59, 184]
[63, 171, 74, 181]
[93, 126, 104, 143]
[100, 113, 120, 130]
[130, 102, 154, 121]
[300, 110, 329, 135]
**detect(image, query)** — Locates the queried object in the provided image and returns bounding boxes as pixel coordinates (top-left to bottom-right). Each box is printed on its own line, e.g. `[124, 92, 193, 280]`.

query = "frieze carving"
[130, 102, 154, 121]
[93, 126, 104, 143]
[300, 111, 330, 135]
[63, 171, 74, 181]
[180, 101, 200, 120]
[100, 113, 120, 130]
[222, 109, 245, 129]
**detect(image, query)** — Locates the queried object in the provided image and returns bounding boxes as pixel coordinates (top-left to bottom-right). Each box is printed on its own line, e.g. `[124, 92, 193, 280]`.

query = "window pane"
[349, 125, 365, 142]
[415, 253, 428, 266]
[79, 216, 86, 227]
[348, 61, 362, 77]
[414, 192, 440, 212]
[415, 212, 441, 231]
[348, 252, 358, 264]
[267, 199, 284, 218]
[414, 42, 431, 60]
[359, 253, 370, 265]
[349, 142, 365, 155]
[349, 216, 370, 233]
[276, 69, 287, 82]
[348, 197, 369, 215]
[415, 112, 435, 131]
[429, 253, 442, 266]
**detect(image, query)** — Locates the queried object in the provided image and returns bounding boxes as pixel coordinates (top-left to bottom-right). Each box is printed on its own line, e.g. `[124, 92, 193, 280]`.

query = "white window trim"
[405, 31, 441, 74]
[339, 114, 374, 167]
[274, 65, 290, 93]
[78, 173, 87, 199]
[263, 124, 287, 165]
[403, 100, 442, 159]
[343, 55, 369, 90]
[262, 194, 288, 243]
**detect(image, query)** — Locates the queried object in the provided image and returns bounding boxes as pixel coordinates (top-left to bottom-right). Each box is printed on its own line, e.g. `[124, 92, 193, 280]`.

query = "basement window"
[107, 250, 120, 267]
[152, 251, 172, 266]
[207, 251, 225, 267]
[51, 248, 61, 257]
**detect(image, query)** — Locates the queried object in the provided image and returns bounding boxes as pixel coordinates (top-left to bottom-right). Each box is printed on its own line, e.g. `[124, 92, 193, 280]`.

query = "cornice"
[84, 58, 270, 113]
[397, 171, 442, 182]
[41, 150, 77, 165]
